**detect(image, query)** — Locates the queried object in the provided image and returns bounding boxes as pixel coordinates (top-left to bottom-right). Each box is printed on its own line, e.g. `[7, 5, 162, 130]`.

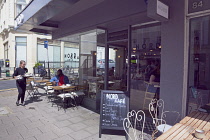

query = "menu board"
[99, 90, 129, 139]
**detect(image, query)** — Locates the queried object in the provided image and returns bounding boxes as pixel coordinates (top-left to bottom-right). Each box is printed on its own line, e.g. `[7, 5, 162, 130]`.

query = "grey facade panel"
[160, 0, 186, 124]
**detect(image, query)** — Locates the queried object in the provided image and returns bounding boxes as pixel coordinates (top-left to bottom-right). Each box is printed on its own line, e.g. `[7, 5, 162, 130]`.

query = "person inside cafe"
[50, 69, 70, 86]
[144, 59, 156, 81]
[108, 67, 115, 81]
[149, 64, 160, 84]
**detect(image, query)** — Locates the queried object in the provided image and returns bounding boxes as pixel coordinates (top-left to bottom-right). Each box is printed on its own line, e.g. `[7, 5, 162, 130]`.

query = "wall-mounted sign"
[14, 14, 24, 29]
[188, 0, 210, 14]
[147, 0, 169, 22]
[157, 0, 169, 19]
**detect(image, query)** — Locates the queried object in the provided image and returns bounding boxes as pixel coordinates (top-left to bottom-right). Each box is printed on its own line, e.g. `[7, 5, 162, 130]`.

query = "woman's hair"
[19, 60, 25, 67]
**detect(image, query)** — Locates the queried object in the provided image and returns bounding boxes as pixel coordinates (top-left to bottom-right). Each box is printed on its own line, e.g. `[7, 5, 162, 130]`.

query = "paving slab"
[0, 89, 152, 140]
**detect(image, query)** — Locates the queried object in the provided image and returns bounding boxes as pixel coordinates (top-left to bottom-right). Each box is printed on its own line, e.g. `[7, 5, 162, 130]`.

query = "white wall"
[0, 35, 3, 59]
[0, 0, 15, 33]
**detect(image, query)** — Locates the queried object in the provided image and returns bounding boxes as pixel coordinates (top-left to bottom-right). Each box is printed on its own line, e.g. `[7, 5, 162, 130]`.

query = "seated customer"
[149, 65, 160, 84]
[50, 69, 70, 86]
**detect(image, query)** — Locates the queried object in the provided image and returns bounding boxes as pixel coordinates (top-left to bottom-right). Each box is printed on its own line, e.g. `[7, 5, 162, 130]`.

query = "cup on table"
[195, 129, 205, 139]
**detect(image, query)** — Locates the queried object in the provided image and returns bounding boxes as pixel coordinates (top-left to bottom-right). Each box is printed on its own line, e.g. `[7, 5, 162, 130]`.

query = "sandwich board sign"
[99, 90, 129, 139]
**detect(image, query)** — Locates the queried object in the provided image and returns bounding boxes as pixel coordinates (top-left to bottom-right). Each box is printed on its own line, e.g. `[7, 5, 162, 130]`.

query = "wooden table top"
[34, 79, 49, 83]
[156, 111, 210, 140]
[51, 86, 76, 90]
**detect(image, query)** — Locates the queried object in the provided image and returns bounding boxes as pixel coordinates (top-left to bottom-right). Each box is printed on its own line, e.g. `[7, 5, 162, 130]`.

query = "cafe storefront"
[15, 0, 210, 124]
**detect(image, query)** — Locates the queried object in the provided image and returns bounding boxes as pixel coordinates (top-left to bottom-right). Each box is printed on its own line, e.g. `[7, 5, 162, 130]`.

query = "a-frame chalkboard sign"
[99, 90, 129, 139]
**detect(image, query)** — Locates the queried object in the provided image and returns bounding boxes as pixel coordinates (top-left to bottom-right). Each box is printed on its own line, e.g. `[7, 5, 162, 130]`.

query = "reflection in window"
[64, 42, 79, 68]
[187, 16, 210, 114]
[130, 24, 161, 112]
[16, 0, 27, 15]
[37, 44, 61, 68]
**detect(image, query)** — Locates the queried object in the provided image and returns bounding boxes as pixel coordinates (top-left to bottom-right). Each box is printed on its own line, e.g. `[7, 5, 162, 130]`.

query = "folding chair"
[44, 82, 55, 102]
[71, 85, 86, 105]
[25, 81, 39, 101]
[56, 86, 77, 111]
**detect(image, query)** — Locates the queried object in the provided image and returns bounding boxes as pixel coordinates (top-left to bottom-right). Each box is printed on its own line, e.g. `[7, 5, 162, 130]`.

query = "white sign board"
[157, 0, 169, 19]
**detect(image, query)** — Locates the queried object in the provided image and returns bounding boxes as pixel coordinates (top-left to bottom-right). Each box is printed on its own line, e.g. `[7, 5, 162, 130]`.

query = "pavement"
[0, 88, 151, 140]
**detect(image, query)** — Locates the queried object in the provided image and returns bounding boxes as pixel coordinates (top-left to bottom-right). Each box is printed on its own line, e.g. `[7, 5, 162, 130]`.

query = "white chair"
[123, 110, 146, 140]
[149, 99, 180, 138]
[26, 81, 39, 101]
[55, 86, 77, 111]
[43, 82, 55, 102]
[57, 93, 75, 111]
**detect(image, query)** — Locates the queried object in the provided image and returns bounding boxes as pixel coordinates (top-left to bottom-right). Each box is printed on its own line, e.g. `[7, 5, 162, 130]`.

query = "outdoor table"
[51, 85, 77, 91]
[34, 79, 49, 83]
[156, 111, 210, 140]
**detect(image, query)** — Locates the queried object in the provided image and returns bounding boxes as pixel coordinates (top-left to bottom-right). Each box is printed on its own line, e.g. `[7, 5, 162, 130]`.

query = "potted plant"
[33, 62, 43, 74]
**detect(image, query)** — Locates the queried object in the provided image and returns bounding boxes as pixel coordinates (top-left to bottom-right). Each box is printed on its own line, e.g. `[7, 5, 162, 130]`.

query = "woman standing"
[13, 60, 28, 106]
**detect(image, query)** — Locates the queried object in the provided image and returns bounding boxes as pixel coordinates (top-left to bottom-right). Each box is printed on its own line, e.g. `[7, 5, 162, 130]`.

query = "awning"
[15, 0, 152, 39]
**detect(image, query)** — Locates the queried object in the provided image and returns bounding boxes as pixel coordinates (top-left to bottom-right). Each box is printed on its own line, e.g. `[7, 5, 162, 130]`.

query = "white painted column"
[27, 34, 38, 73]
[0, 35, 4, 59]
[8, 33, 16, 68]
[61, 41, 64, 68]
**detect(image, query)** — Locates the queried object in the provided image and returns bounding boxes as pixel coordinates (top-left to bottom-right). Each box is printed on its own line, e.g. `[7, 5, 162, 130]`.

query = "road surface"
[0, 79, 17, 91]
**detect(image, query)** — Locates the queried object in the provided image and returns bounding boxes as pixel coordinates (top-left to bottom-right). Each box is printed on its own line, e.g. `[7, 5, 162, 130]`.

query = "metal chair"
[149, 99, 180, 139]
[189, 86, 209, 113]
[143, 82, 158, 110]
[71, 85, 86, 105]
[123, 110, 146, 140]
[44, 82, 55, 102]
[25, 81, 39, 101]
[88, 82, 98, 98]
[56, 87, 77, 111]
